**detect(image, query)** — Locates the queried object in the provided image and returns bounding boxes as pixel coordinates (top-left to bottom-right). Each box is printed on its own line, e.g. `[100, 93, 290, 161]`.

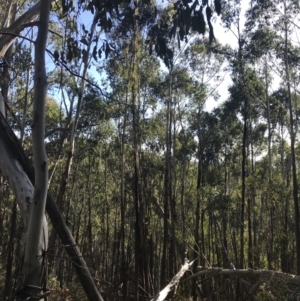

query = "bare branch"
[151, 260, 195, 301]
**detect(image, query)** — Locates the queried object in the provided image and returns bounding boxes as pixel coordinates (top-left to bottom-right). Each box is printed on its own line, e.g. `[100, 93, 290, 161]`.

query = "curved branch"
[0, 1, 55, 57]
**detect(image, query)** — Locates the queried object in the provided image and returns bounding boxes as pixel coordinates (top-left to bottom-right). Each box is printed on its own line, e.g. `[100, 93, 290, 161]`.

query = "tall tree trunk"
[169, 98, 177, 278]
[247, 122, 254, 269]
[180, 158, 187, 263]
[161, 68, 172, 289]
[240, 113, 247, 269]
[21, 0, 50, 294]
[192, 111, 203, 301]
[120, 114, 127, 300]
[284, 0, 300, 275]
[131, 16, 148, 299]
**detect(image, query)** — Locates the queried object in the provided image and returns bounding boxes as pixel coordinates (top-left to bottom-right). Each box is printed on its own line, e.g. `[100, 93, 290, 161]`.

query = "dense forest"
[1, 0, 300, 300]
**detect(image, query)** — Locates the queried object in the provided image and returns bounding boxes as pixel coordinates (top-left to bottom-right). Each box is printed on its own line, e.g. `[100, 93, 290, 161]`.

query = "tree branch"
[151, 260, 195, 301]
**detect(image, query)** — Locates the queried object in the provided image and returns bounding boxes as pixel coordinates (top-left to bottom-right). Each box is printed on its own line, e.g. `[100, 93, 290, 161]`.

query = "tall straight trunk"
[169, 102, 177, 277]
[223, 156, 229, 267]
[161, 69, 172, 289]
[120, 114, 127, 300]
[263, 59, 273, 270]
[22, 0, 50, 291]
[192, 190, 201, 300]
[87, 163, 96, 271]
[280, 121, 289, 272]
[131, 16, 147, 299]
[132, 79, 142, 300]
[0, 3, 50, 296]
[284, 0, 300, 274]
[234, 23, 247, 270]
[265, 59, 272, 204]
[192, 111, 203, 300]
[240, 115, 247, 269]
[248, 123, 254, 269]
[180, 159, 187, 263]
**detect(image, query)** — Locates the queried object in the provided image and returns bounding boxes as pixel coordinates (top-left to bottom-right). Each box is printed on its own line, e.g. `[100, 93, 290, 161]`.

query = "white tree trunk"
[0, 96, 48, 298]
[20, 0, 50, 295]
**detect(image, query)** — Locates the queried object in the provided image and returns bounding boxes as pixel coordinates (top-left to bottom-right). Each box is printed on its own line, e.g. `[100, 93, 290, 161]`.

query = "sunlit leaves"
[55, 0, 222, 70]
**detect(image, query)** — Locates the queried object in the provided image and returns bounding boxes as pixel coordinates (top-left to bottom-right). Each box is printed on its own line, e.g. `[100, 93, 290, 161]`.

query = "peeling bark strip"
[151, 260, 195, 301]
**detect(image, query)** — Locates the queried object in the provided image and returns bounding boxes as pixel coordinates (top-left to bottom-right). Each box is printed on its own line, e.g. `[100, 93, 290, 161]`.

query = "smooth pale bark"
[20, 0, 50, 294]
[0, 2, 103, 300]
[0, 123, 32, 226]
[0, 101, 104, 301]
[151, 260, 195, 301]
[0, 98, 48, 299]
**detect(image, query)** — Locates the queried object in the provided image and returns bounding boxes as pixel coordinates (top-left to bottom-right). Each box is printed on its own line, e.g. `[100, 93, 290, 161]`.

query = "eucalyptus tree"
[0, 0, 50, 297]
[246, 0, 300, 274]
[227, 65, 266, 269]
[0, 1, 104, 300]
[0, 0, 224, 299]
[212, 103, 243, 266]
[178, 38, 226, 298]
[220, 0, 250, 271]
[268, 87, 300, 273]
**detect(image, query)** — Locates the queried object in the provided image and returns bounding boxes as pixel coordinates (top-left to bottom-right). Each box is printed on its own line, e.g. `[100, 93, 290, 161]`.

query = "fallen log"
[191, 267, 300, 289]
[183, 266, 300, 300]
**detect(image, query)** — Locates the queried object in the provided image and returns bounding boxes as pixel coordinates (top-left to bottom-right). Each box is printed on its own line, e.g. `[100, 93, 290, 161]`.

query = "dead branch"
[151, 260, 195, 301]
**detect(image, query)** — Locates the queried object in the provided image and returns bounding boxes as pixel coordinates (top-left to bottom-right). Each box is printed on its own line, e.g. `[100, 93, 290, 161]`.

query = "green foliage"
[3, 0, 300, 299]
